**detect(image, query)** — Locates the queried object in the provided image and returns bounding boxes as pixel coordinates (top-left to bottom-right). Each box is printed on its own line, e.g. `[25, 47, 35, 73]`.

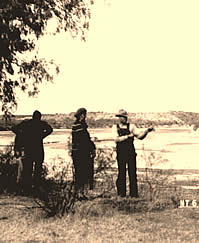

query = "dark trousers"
[21, 150, 44, 193]
[73, 154, 89, 192]
[88, 158, 94, 190]
[72, 152, 93, 192]
[116, 153, 138, 197]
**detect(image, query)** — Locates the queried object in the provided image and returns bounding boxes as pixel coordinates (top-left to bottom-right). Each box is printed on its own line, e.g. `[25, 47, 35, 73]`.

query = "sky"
[15, 0, 199, 115]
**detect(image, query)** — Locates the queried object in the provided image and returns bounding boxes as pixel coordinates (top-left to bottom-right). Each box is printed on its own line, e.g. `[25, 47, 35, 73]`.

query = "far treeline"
[0, 111, 199, 131]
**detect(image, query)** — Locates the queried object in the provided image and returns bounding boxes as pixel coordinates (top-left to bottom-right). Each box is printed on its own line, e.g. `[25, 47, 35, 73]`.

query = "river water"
[1, 127, 199, 170]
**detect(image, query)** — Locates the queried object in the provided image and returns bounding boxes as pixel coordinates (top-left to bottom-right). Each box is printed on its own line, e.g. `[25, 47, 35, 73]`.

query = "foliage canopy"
[0, 0, 93, 115]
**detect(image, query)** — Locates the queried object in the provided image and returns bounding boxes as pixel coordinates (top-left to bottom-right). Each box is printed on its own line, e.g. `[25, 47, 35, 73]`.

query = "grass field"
[1, 169, 199, 243]
[1, 195, 199, 242]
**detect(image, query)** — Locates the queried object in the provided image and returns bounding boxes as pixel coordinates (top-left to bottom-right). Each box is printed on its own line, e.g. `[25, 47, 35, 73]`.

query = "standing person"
[12, 110, 53, 194]
[71, 108, 96, 198]
[113, 109, 154, 198]
[12, 119, 28, 190]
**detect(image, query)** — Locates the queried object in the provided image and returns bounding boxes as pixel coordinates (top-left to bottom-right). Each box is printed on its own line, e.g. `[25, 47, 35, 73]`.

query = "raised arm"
[131, 124, 154, 140]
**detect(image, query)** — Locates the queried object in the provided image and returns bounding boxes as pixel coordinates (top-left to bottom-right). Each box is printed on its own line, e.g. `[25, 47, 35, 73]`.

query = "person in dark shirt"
[112, 109, 154, 198]
[12, 110, 53, 194]
[71, 108, 96, 198]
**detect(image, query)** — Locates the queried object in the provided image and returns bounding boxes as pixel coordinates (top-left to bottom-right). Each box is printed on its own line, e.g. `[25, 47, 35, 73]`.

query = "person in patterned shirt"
[71, 108, 96, 199]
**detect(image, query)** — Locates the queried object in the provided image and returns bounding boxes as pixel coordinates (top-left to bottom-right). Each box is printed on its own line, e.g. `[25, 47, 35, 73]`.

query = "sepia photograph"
[1, 0, 199, 242]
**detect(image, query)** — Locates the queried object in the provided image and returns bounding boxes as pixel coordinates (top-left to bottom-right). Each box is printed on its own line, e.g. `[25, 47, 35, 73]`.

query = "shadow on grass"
[73, 193, 177, 219]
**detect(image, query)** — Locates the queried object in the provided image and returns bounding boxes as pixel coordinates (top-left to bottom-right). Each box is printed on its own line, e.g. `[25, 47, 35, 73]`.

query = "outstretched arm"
[131, 125, 154, 140]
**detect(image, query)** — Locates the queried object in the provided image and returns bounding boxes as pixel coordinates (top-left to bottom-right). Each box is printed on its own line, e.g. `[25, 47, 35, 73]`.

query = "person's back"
[23, 119, 51, 152]
[21, 111, 52, 153]
[12, 110, 53, 194]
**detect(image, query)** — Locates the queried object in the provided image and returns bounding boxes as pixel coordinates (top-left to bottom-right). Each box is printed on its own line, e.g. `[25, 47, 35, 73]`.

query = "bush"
[34, 158, 76, 217]
[93, 148, 116, 197]
[138, 145, 179, 211]
[35, 148, 117, 217]
[35, 177, 77, 217]
[0, 144, 19, 193]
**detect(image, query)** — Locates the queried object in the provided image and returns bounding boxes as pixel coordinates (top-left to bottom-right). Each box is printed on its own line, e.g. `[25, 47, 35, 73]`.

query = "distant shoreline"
[0, 111, 198, 130]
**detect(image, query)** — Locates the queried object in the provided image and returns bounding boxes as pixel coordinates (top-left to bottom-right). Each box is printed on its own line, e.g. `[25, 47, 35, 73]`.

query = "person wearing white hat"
[113, 109, 154, 197]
